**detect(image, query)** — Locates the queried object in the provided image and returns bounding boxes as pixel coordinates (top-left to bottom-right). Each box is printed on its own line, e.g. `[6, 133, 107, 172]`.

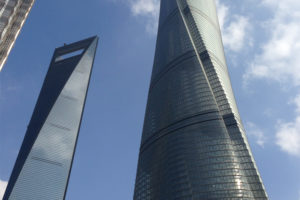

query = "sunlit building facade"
[0, 0, 35, 71]
[3, 36, 98, 200]
[134, 0, 268, 199]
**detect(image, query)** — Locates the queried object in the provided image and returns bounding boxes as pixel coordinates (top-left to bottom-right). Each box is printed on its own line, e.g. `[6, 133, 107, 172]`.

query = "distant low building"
[0, 0, 35, 71]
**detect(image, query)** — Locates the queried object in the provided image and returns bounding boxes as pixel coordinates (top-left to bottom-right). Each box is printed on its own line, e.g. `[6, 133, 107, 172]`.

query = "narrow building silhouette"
[3, 36, 98, 200]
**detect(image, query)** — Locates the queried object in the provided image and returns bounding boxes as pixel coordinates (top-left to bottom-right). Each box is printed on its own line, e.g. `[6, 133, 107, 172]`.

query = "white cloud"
[276, 94, 300, 156]
[241, 0, 300, 157]
[130, 0, 159, 16]
[216, 0, 250, 52]
[129, 0, 160, 34]
[244, 22, 300, 85]
[215, 0, 228, 32]
[244, 0, 300, 86]
[246, 122, 267, 147]
[222, 17, 250, 52]
[276, 118, 300, 156]
[0, 180, 8, 199]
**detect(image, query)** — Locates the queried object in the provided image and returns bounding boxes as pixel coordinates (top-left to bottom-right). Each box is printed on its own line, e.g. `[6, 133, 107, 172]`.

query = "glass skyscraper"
[0, 0, 35, 71]
[3, 36, 98, 200]
[134, 0, 268, 199]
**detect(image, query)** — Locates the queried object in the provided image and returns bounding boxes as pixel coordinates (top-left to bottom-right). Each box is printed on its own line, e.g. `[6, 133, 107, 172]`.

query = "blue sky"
[1, 0, 300, 199]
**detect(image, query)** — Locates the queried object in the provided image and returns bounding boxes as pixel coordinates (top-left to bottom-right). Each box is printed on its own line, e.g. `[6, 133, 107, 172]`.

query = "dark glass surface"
[134, 0, 268, 199]
[3, 37, 98, 200]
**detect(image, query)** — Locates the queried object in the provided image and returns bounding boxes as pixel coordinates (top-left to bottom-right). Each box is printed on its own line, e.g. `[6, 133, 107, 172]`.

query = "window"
[55, 48, 84, 62]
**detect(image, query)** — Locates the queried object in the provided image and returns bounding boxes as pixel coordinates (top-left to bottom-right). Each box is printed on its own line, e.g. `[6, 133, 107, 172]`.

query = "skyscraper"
[3, 36, 98, 200]
[134, 0, 268, 199]
[0, 0, 35, 71]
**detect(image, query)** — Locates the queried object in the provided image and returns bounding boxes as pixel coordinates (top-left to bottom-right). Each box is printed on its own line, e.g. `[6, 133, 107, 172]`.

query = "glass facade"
[134, 0, 268, 199]
[0, 0, 35, 71]
[3, 36, 98, 200]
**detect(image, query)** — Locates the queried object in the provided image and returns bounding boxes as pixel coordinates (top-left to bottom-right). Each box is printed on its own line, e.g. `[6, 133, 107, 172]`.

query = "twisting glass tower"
[0, 0, 35, 71]
[134, 0, 268, 199]
[3, 36, 98, 200]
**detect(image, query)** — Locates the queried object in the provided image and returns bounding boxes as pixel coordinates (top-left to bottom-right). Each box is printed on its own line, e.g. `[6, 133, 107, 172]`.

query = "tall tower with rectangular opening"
[3, 36, 98, 200]
[133, 0, 268, 199]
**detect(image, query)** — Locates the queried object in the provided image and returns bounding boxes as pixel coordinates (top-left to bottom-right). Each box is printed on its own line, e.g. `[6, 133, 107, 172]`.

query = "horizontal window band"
[141, 110, 224, 153]
[170, 161, 255, 169]
[48, 122, 71, 131]
[169, 180, 252, 189]
[166, 155, 252, 165]
[186, 188, 266, 196]
[74, 69, 85, 74]
[158, 166, 259, 178]
[31, 156, 63, 167]
[141, 117, 223, 153]
[143, 109, 218, 139]
[149, 49, 228, 96]
[61, 94, 78, 102]
[140, 144, 252, 159]
[171, 173, 260, 181]
[150, 50, 197, 91]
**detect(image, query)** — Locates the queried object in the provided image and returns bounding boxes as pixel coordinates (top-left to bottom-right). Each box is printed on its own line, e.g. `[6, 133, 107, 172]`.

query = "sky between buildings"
[1, 0, 300, 199]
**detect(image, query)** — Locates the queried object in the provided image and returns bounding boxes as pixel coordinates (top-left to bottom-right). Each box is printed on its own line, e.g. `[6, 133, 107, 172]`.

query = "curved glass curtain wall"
[134, 0, 268, 199]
